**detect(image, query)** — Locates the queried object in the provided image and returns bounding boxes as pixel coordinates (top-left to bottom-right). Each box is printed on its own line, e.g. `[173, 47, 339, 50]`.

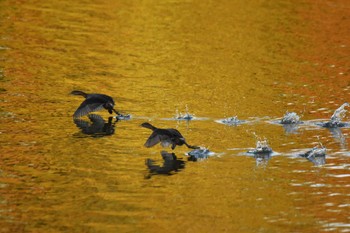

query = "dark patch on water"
[73, 114, 117, 138]
[145, 151, 185, 178]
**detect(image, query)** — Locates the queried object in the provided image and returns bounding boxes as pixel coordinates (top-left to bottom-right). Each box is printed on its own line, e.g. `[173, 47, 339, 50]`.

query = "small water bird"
[71, 90, 121, 118]
[141, 122, 199, 150]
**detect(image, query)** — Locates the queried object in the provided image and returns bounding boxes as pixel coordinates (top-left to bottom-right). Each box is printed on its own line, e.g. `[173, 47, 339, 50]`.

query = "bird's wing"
[73, 100, 105, 118]
[167, 129, 185, 139]
[144, 131, 164, 147]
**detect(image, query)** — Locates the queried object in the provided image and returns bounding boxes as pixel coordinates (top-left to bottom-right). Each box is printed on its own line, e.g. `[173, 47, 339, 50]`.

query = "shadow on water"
[73, 114, 118, 138]
[145, 151, 185, 178]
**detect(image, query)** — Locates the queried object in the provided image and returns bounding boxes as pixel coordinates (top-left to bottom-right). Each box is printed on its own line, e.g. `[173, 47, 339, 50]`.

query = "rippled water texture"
[1, 0, 350, 232]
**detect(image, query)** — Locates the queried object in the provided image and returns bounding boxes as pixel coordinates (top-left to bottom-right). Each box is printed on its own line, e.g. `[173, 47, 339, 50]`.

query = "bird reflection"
[73, 114, 117, 137]
[145, 151, 185, 177]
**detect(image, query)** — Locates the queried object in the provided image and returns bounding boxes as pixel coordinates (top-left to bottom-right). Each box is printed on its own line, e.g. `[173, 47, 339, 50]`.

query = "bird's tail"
[141, 122, 157, 131]
[71, 90, 88, 98]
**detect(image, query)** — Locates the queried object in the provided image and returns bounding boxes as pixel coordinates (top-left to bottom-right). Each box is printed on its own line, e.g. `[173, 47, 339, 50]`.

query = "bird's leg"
[184, 142, 200, 149]
[112, 109, 122, 116]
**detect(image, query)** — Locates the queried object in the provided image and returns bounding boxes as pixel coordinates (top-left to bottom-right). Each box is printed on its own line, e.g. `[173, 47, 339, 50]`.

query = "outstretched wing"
[73, 100, 105, 118]
[144, 131, 162, 147]
[144, 131, 174, 148]
[167, 129, 184, 139]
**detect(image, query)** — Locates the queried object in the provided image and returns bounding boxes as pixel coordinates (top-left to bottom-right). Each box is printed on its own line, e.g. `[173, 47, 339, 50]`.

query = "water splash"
[174, 105, 195, 120]
[331, 103, 349, 122]
[247, 135, 273, 154]
[299, 142, 326, 166]
[187, 147, 214, 161]
[322, 103, 349, 128]
[115, 113, 132, 120]
[280, 111, 300, 124]
[217, 116, 245, 126]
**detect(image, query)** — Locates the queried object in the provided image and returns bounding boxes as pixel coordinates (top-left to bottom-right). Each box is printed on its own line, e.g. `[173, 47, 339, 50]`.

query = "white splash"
[330, 102, 349, 124]
[248, 134, 273, 154]
[281, 111, 300, 124]
[187, 147, 214, 161]
[174, 105, 195, 120]
[321, 103, 349, 128]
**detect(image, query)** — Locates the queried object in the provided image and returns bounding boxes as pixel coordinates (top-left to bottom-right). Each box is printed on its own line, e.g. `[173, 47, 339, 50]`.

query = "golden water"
[0, 0, 349, 232]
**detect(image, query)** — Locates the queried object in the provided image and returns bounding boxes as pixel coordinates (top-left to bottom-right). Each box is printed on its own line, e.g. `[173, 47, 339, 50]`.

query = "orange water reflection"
[0, 0, 349, 232]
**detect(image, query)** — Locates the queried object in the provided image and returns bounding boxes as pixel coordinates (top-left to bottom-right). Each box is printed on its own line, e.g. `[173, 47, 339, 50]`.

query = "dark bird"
[141, 122, 199, 150]
[71, 90, 120, 118]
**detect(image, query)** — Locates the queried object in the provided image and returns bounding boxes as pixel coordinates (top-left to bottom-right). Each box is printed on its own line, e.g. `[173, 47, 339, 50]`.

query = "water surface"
[0, 0, 349, 232]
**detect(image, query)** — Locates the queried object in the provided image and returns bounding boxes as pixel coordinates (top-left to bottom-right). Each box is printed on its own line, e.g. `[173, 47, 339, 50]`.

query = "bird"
[70, 90, 121, 118]
[141, 122, 199, 150]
